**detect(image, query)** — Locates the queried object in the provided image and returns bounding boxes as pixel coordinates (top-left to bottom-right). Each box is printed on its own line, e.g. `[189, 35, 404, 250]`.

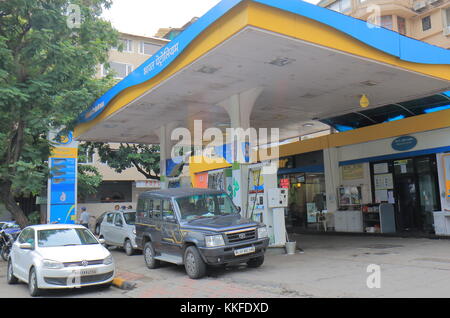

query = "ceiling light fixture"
[360, 94, 370, 108]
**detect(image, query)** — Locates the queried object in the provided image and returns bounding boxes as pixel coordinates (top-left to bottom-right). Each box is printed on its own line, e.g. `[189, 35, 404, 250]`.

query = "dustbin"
[285, 241, 297, 255]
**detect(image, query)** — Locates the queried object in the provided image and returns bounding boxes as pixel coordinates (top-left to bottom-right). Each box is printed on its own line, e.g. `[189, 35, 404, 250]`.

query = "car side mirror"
[98, 238, 105, 245]
[237, 206, 242, 213]
[19, 243, 33, 250]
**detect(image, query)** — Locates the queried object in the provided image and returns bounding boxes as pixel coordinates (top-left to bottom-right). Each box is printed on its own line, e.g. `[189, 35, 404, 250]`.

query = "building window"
[139, 42, 162, 55]
[79, 181, 133, 204]
[327, 0, 352, 13]
[341, 0, 352, 12]
[113, 38, 133, 52]
[103, 62, 133, 79]
[78, 148, 94, 164]
[380, 15, 393, 30]
[422, 16, 432, 31]
[445, 8, 450, 27]
[121, 39, 133, 52]
[397, 16, 406, 35]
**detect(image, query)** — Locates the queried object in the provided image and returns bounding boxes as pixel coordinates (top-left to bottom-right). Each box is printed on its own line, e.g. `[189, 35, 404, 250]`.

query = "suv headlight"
[257, 226, 268, 239]
[103, 255, 113, 265]
[132, 228, 136, 235]
[42, 259, 64, 269]
[205, 235, 225, 247]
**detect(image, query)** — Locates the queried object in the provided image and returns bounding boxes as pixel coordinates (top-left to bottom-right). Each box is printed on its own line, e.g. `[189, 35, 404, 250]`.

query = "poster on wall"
[374, 173, 394, 190]
[342, 164, 364, 180]
[373, 162, 388, 174]
[307, 203, 317, 223]
[337, 186, 361, 206]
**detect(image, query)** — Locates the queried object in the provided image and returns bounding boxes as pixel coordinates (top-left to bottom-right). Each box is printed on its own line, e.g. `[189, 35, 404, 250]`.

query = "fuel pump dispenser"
[247, 166, 265, 224]
[267, 188, 288, 247]
[247, 161, 288, 247]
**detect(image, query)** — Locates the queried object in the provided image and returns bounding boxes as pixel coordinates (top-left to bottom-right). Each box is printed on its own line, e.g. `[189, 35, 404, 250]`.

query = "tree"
[88, 142, 161, 180]
[0, 0, 119, 227]
[77, 144, 102, 201]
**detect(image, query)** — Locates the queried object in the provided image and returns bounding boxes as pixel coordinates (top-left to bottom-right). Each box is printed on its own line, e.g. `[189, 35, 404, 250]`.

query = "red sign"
[280, 178, 290, 189]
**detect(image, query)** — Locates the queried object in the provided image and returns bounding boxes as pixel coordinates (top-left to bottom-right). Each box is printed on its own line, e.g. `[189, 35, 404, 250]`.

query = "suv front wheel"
[184, 246, 206, 279]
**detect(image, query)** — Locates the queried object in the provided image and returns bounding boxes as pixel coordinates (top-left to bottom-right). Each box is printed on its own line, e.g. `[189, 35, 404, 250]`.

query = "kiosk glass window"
[280, 172, 326, 229]
[371, 155, 440, 233]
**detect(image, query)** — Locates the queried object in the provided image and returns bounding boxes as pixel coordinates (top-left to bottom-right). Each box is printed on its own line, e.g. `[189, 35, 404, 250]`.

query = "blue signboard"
[49, 157, 77, 224]
[49, 204, 76, 224]
[392, 136, 417, 151]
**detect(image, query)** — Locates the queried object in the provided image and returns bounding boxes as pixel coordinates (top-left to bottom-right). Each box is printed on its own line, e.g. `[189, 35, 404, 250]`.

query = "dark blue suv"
[135, 188, 269, 279]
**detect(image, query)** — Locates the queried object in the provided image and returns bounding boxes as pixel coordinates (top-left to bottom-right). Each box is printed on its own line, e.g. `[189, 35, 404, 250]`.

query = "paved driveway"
[1, 234, 450, 298]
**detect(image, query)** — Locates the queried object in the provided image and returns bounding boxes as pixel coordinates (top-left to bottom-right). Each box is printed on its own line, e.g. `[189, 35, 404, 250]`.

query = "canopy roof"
[74, 0, 450, 144]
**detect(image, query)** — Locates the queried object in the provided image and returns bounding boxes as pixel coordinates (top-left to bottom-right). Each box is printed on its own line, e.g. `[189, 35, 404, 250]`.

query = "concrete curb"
[112, 277, 137, 290]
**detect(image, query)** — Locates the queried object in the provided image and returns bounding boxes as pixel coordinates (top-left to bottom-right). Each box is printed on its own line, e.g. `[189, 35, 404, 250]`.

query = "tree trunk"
[0, 181, 29, 229]
[0, 120, 29, 228]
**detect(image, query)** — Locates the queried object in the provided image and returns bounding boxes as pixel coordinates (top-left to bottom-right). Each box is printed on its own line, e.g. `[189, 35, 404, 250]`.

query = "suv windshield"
[176, 193, 239, 222]
[123, 212, 136, 225]
[37, 228, 99, 247]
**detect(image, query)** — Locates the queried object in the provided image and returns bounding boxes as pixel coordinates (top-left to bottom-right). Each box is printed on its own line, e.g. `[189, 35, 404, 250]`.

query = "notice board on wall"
[374, 173, 394, 190]
[342, 164, 364, 180]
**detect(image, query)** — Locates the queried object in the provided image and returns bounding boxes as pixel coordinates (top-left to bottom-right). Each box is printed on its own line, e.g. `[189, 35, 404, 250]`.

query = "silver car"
[99, 211, 138, 256]
[7, 224, 114, 297]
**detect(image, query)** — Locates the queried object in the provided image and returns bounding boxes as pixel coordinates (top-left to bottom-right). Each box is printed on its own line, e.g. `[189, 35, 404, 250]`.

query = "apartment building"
[98, 32, 169, 79]
[318, 0, 450, 48]
[154, 17, 199, 40]
[80, 33, 169, 216]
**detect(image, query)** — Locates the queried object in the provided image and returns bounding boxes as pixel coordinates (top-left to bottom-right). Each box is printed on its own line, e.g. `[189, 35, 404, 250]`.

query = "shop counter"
[334, 210, 363, 233]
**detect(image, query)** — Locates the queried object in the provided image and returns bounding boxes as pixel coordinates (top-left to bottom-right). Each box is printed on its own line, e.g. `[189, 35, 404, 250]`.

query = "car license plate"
[80, 268, 97, 276]
[234, 246, 255, 256]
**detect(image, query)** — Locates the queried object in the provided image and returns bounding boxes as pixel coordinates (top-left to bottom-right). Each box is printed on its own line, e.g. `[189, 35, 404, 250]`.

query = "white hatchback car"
[7, 224, 115, 296]
[99, 211, 138, 256]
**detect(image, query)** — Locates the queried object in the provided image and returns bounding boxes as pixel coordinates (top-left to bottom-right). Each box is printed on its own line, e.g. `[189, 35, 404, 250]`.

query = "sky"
[102, 0, 321, 37]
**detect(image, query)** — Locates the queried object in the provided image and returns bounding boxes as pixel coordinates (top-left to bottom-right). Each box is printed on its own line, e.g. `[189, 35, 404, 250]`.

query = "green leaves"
[77, 164, 102, 199]
[88, 142, 161, 180]
[0, 0, 118, 221]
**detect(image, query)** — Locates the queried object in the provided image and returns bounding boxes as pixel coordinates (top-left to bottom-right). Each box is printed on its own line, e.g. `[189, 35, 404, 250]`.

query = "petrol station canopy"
[74, 0, 450, 144]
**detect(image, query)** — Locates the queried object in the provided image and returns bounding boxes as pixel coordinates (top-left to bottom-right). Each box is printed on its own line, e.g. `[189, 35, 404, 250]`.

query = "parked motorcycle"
[0, 226, 21, 261]
[0, 231, 14, 261]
